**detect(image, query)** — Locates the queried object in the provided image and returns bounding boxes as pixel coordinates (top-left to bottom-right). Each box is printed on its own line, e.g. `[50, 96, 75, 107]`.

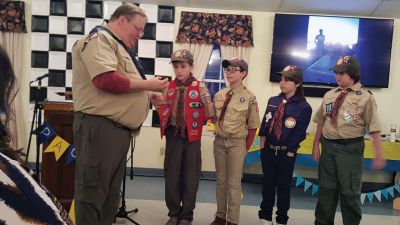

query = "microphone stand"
[26, 79, 44, 174]
[115, 138, 139, 224]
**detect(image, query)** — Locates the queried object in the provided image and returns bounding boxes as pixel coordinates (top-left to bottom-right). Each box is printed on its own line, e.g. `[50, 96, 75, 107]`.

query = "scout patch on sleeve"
[325, 102, 334, 114]
[240, 96, 246, 103]
[265, 112, 272, 123]
[250, 97, 257, 105]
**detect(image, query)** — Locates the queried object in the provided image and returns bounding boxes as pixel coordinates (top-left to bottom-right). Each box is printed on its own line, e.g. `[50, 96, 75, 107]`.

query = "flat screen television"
[270, 14, 394, 88]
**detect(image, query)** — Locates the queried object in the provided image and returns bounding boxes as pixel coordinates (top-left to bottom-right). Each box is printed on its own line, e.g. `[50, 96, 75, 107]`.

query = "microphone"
[30, 74, 50, 84]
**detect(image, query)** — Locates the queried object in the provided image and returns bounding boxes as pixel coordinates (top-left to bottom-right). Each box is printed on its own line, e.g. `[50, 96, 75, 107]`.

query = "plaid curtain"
[0, 1, 27, 33]
[176, 11, 253, 47]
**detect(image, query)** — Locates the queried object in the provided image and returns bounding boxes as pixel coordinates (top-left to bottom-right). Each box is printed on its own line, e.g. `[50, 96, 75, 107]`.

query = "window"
[203, 44, 225, 100]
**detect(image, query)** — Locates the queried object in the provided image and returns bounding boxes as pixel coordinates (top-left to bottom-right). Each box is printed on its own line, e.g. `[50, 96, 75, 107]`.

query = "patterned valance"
[0, 1, 27, 33]
[176, 11, 253, 47]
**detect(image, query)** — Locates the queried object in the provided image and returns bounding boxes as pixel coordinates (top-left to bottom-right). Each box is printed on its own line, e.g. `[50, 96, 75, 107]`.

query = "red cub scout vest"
[158, 80, 205, 142]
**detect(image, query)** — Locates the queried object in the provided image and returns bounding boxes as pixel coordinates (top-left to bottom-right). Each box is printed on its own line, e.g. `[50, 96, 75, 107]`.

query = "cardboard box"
[393, 197, 400, 210]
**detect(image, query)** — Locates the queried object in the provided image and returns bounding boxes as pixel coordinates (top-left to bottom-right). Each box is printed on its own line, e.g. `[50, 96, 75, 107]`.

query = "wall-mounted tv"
[270, 14, 394, 88]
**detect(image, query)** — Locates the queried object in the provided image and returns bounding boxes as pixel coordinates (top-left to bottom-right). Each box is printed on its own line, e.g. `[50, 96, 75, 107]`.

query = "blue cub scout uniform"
[259, 93, 312, 152]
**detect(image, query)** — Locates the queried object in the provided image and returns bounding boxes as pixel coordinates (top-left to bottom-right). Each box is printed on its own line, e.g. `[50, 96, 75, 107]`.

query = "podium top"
[43, 101, 74, 112]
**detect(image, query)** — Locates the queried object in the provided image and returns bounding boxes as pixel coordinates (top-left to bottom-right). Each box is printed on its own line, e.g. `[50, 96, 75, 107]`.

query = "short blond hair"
[109, 3, 147, 22]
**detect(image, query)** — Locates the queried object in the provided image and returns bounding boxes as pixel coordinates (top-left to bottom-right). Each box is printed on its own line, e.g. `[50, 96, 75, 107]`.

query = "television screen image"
[270, 14, 394, 88]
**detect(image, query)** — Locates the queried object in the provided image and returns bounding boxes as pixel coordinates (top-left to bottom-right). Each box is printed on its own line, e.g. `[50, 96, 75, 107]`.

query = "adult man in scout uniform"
[157, 49, 214, 225]
[210, 57, 260, 225]
[312, 56, 386, 225]
[72, 3, 168, 225]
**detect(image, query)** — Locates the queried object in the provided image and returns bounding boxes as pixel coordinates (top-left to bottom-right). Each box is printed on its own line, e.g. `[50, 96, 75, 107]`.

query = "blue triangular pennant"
[360, 194, 366, 204]
[374, 191, 382, 202]
[304, 180, 312, 192]
[65, 145, 76, 165]
[33, 122, 56, 144]
[394, 184, 400, 194]
[387, 187, 395, 198]
[381, 189, 389, 200]
[295, 177, 305, 187]
[367, 193, 374, 203]
[312, 184, 319, 196]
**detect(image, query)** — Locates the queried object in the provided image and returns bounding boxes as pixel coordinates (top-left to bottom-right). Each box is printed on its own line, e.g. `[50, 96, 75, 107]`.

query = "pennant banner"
[44, 136, 70, 161]
[33, 122, 56, 144]
[66, 145, 76, 165]
[293, 174, 400, 205]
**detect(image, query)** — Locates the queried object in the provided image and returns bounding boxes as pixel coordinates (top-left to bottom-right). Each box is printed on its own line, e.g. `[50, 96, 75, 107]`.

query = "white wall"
[20, 5, 399, 182]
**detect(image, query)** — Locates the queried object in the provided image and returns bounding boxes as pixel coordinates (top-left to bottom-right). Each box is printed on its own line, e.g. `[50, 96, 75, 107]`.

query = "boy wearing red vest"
[157, 49, 214, 225]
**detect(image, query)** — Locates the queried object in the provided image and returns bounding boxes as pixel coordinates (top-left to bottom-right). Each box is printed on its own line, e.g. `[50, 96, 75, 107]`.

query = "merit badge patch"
[192, 110, 200, 119]
[162, 108, 169, 116]
[189, 90, 198, 99]
[284, 117, 296, 129]
[240, 97, 246, 103]
[168, 89, 174, 96]
[189, 102, 203, 108]
[192, 121, 198, 128]
[343, 112, 353, 123]
[326, 102, 334, 114]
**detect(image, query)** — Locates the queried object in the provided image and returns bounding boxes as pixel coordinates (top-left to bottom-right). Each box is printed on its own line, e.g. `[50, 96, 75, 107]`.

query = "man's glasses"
[133, 24, 144, 37]
[224, 68, 242, 73]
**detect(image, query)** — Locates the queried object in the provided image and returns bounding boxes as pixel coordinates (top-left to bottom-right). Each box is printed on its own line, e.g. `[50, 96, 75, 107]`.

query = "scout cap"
[277, 65, 303, 82]
[222, 57, 248, 73]
[170, 49, 194, 63]
[331, 55, 360, 74]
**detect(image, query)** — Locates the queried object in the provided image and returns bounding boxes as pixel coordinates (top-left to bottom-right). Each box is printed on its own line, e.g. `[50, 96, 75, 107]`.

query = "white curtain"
[0, 32, 27, 150]
[177, 43, 213, 81]
[220, 45, 251, 85]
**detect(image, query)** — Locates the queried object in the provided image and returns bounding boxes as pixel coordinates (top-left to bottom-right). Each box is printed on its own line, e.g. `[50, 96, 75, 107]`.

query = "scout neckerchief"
[269, 97, 288, 140]
[85, 25, 147, 80]
[330, 88, 352, 125]
[175, 76, 196, 137]
[218, 90, 233, 124]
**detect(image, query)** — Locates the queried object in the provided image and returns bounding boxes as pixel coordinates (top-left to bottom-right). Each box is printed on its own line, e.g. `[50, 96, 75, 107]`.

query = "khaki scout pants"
[213, 136, 247, 224]
[315, 137, 364, 225]
[73, 112, 131, 225]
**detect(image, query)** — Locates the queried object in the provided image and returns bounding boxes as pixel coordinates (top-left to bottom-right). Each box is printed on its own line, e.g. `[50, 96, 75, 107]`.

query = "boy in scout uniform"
[72, 4, 167, 225]
[157, 49, 214, 225]
[312, 56, 386, 225]
[210, 57, 260, 225]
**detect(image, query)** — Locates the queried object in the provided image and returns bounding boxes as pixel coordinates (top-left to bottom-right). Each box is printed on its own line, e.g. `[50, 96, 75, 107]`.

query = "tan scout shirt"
[214, 84, 260, 138]
[170, 83, 214, 126]
[72, 27, 149, 131]
[313, 82, 381, 139]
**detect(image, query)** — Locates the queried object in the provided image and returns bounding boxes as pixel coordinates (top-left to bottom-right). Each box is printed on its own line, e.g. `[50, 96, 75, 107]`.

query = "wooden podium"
[41, 102, 75, 209]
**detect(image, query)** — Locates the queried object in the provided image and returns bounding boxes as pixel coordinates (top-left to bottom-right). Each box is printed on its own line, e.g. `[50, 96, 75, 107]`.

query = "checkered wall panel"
[30, 0, 175, 126]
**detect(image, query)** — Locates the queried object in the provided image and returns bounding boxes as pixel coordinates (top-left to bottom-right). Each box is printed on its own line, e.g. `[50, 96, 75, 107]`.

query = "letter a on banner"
[44, 136, 70, 161]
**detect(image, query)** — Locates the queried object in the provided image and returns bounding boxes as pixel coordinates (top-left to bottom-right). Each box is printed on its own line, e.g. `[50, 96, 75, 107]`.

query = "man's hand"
[146, 76, 168, 92]
[150, 92, 165, 109]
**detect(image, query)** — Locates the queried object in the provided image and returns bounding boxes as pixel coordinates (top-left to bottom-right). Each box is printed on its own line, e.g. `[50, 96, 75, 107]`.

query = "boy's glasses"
[224, 68, 242, 73]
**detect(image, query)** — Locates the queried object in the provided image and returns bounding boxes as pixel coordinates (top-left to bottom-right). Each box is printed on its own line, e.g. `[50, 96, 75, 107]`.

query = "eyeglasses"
[133, 24, 144, 37]
[224, 68, 242, 73]
[125, 16, 144, 37]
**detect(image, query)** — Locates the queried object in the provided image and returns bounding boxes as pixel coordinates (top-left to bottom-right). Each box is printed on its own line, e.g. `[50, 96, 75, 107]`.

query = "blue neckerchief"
[89, 25, 147, 80]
